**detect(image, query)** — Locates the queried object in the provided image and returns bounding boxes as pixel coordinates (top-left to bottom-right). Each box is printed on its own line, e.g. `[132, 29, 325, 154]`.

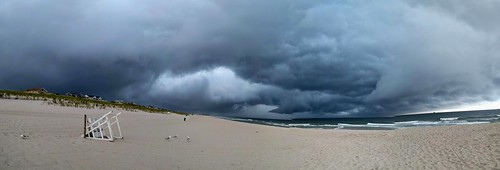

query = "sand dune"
[0, 99, 499, 169]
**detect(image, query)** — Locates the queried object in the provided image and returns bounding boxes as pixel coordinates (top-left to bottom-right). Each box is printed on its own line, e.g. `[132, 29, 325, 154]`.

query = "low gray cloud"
[1, 0, 499, 118]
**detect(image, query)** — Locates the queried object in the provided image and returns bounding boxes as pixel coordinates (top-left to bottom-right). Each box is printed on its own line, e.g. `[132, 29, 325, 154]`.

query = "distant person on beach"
[184, 117, 186, 121]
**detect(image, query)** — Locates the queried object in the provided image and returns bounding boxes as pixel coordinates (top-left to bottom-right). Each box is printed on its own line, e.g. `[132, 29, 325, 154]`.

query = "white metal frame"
[83, 111, 123, 142]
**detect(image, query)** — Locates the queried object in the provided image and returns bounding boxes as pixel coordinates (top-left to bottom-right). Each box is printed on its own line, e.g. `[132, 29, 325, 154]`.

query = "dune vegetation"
[0, 90, 187, 115]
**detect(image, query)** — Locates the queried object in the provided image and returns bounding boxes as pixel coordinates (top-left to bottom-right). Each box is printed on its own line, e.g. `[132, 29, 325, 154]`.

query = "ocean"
[221, 109, 500, 130]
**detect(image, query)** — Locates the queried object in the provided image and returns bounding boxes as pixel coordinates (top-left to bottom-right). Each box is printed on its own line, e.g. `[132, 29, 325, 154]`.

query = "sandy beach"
[0, 99, 499, 169]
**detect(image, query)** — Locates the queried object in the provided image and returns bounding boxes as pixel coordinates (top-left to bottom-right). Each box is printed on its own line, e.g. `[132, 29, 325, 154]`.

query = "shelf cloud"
[1, 0, 499, 118]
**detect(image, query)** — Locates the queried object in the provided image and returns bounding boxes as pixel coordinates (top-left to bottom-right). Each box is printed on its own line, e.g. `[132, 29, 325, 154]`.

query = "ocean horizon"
[221, 109, 500, 130]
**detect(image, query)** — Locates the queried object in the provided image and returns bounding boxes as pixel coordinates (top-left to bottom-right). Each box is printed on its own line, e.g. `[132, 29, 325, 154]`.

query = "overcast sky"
[1, 0, 499, 118]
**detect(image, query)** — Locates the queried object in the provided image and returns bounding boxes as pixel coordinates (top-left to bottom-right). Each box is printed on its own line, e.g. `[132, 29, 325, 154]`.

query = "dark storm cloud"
[1, 0, 499, 118]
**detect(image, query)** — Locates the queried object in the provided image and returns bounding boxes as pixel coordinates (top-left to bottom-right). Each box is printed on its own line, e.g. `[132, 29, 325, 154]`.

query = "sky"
[0, 0, 499, 119]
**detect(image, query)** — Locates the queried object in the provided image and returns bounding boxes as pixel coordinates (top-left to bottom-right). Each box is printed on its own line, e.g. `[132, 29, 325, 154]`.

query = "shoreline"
[220, 114, 499, 130]
[1, 99, 499, 169]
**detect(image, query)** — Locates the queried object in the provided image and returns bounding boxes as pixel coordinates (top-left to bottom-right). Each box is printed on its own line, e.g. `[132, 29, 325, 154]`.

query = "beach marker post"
[83, 114, 87, 138]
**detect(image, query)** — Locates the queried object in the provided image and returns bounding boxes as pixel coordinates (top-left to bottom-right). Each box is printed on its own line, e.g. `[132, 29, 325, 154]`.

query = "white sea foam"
[337, 123, 351, 128]
[319, 124, 337, 127]
[395, 121, 440, 127]
[337, 123, 369, 128]
[337, 123, 397, 129]
[337, 123, 362, 127]
[228, 118, 254, 122]
[467, 117, 499, 121]
[266, 123, 338, 128]
[440, 117, 460, 121]
[395, 120, 490, 127]
[455, 121, 489, 125]
[395, 121, 439, 126]
[396, 120, 419, 124]
[288, 123, 312, 126]
[366, 123, 396, 127]
[264, 122, 288, 127]
[366, 123, 397, 129]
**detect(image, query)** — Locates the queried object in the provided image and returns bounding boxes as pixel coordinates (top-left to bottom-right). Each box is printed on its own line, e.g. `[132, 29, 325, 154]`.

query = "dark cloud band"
[1, 0, 499, 118]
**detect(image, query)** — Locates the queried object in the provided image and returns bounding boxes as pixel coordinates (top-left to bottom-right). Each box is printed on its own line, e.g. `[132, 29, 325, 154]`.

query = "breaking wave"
[223, 111, 500, 130]
[440, 117, 460, 121]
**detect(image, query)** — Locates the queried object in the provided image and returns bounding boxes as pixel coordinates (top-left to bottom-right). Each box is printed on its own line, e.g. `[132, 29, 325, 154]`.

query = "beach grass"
[0, 90, 188, 115]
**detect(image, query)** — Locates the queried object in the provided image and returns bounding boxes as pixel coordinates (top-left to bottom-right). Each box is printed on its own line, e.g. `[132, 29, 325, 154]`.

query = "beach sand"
[0, 99, 499, 169]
